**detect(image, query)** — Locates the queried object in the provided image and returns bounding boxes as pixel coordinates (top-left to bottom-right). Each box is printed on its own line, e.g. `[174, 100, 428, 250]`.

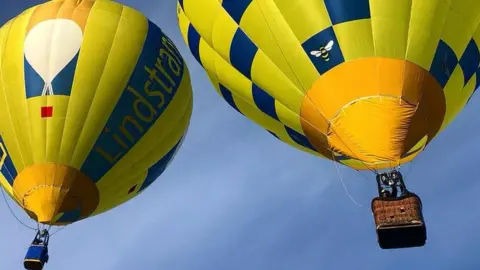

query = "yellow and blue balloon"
[178, 0, 480, 171]
[0, 0, 193, 226]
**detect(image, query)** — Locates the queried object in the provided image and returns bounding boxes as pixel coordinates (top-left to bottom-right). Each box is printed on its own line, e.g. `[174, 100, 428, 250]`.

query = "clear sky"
[1, 1, 480, 270]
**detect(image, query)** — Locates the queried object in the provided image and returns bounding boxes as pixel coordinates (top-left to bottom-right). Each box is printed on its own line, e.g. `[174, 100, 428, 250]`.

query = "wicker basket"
[371, 193, 426, 249]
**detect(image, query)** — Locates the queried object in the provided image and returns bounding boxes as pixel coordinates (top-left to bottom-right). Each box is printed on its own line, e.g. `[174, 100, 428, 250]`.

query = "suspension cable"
[1, 187, 38, 231]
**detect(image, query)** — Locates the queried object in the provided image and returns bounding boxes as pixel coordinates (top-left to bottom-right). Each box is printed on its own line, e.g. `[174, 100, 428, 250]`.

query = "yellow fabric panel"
[213, 53, 254, 105]
[181, 0, 221, 44]
[275, 101, 303, 135]
[369, 0, 410, 59]
[450, 0, 480, 34]
[473, 22, 480, 46]
[406, 0, 451, 69]
[210, 9, 237, 63]
[0, 8, 36, 171]
[441, 9, 474, 58]
[64, 3, 148, 168]
[247, 0, 318, 91]
[180, 11, 223, 100]
[27, 96, 69, 163]
[0, 20, 26, 176]
[44, 99, 68, 163]
[93, 171, 146, 215]
[250, 51, 304, 113]
[458, 76, 477, 113]
[196, 40, 224, 98]
[333, 19, 374, 61]
[93, 68, 192, 215]
[441, 66, 465, 129]
[272, 0, 331, 43]
[177, 2, 191, 47]
[239, 3, 303, 89]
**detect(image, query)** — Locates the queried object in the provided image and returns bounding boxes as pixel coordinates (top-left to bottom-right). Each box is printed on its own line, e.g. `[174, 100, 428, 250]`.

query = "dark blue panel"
[138, 135, 184, 192]
[24, 54, 78, 98]
[187, 24, 202, 66]
[302, 27, 344, 75]
[219, 84, 242, 114]
[430, 40, 458, 88]
[222, 0, 252, 24]
[324, 0, 371, 25]
[459, 39, 480, 86]
[252, 84, 278, 120]
[24, 59, 43, 98]
[0, 136, 17, 185]
[230, 29, 258, 79]
[285, 126, 316, 151]
[55, 209, 81, 223]
[178, 0, 184, 9]
[334, 154, 349, 161]
[81, 20, 185, 182]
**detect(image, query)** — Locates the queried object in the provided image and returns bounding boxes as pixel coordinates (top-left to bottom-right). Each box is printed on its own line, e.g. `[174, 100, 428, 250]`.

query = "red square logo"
[41, 106, 53, 118]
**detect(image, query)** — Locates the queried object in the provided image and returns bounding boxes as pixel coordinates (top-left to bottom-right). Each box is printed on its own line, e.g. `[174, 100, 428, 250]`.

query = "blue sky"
[1, 1, 480, 270]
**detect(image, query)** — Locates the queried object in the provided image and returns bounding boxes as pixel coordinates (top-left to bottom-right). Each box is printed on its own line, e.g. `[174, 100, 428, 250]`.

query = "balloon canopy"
[178, 0, 480, 171]
[0, 0, 193, 226]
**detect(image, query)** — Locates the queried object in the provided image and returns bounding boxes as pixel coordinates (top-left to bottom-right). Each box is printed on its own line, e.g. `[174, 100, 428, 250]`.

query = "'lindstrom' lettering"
[96, 37, 183, 164]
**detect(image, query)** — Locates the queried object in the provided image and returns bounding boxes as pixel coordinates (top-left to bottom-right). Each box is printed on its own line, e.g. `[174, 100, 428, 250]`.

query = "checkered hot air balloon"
[178, 0, 480, 249]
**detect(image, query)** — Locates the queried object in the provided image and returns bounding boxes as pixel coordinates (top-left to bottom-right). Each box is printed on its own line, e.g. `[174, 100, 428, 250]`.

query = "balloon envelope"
[178, 0, 480, 170]
[0, 0, 193, 225]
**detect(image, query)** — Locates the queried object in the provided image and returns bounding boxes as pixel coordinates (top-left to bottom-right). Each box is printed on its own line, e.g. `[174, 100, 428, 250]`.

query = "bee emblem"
[310, 40, 334, 62]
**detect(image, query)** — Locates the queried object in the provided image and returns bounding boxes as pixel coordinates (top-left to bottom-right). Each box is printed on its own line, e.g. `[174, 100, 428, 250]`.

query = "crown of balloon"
[51, 0, 96, 5]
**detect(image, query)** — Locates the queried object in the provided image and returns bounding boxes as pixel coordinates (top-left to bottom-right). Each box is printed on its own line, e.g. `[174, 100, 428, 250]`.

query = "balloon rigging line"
[1, 187, 38, 231]
[331, 153, 364, 207]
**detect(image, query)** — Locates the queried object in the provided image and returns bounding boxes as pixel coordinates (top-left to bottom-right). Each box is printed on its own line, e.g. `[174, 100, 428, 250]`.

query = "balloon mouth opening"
[299, 57, 446, 170]
[13, 164, 100, 225]
[19, 186, 83, 225]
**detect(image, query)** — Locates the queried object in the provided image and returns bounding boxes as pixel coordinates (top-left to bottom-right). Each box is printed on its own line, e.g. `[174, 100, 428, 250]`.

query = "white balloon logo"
[24, 19, 83, 97]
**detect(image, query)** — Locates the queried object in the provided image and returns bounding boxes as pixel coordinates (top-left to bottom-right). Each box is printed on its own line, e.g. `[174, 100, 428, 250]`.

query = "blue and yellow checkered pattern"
[178, 0, 480, 168]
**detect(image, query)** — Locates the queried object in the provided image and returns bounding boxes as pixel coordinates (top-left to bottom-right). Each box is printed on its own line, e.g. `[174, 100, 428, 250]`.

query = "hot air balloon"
[0, 0, 192, 268]
[177, 0, 480, 249]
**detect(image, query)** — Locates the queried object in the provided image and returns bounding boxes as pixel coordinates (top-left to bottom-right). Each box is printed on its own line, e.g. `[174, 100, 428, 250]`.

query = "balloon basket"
[371, 193, 427, 249]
